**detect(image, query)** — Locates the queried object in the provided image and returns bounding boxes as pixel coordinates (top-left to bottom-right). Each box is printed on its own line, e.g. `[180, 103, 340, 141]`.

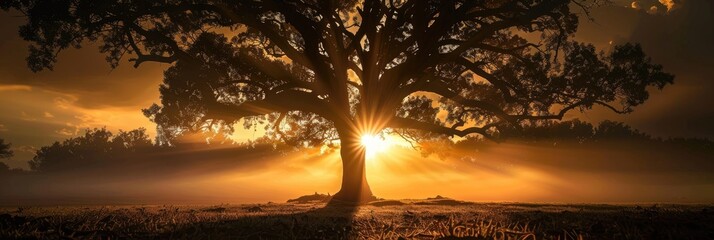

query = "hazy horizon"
[3, 140, 712, 206]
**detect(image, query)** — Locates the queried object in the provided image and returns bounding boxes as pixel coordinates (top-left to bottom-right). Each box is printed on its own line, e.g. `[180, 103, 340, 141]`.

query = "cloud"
[56, 128, 76, 136]
[631, 1, 641, 9]
[0, 124, 7, 132]
[15, 145, 37, 153]
[638, 0, 681, 14]
[647, 5, 659, 14]
[53, 96, 75, 110]
[44, 112, 55, 118]
[20, 111, 37, 121]
[55, 120, 85, 136]
[48, 108, 151, 138]
[0, 84, 32, 91]
[659, 0, 679, 12]
[54, 118, 92, 137]
[576, 1, 714, 138]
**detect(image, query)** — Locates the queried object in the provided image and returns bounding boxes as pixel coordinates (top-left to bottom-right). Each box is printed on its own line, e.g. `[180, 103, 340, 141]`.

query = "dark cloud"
[574, 1, 714, 138]
[624, 0, 683, 14]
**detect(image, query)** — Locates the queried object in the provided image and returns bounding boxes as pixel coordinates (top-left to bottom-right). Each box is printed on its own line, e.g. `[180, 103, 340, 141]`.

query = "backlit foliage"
[3, 0, 673, 148]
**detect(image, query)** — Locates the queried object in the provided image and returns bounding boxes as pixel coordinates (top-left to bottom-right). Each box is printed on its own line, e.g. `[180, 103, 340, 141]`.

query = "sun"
[360, 134, 391, 159]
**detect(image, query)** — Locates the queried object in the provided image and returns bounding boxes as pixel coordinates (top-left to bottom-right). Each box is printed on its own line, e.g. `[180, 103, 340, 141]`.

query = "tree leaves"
[4, 0, 674, 147]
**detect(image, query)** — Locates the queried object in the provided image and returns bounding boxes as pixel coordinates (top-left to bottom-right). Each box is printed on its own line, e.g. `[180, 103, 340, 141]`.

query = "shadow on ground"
[1, 200, 713, 239]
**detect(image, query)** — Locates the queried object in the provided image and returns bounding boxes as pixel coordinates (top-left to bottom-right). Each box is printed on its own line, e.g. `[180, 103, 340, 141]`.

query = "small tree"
[0, 138, 12, 160]
[0, 138, 14, 173]
[29, 128, 153, 171]
[4, 0, 673, 203]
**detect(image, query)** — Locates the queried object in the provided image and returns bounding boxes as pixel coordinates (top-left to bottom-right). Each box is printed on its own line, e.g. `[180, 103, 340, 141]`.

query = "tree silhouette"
[501, 119, 596, 142]
[0, 138, 14, 174]
[29, 128, 153, 172]
[3, 0, 673, 203]
[594, 120, 650, 140]
[0, 138, 12, 160]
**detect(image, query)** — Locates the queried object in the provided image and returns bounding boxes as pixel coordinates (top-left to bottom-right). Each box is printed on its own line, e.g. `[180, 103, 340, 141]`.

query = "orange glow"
[2, 141, 713, 205]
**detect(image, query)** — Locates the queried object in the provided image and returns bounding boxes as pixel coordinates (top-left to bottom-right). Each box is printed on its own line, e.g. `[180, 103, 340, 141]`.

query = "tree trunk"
[330, 131, 376, 204]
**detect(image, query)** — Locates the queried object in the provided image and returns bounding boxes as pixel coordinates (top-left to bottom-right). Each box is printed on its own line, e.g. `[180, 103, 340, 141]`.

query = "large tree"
[2, 0, 673, 203]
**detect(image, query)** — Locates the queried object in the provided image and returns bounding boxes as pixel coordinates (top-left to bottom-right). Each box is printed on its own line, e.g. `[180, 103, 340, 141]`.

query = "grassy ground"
[1, 199, 712, 239]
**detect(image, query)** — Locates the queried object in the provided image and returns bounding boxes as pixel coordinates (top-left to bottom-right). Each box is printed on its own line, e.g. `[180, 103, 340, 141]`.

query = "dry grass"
[1, 201, 712, 239]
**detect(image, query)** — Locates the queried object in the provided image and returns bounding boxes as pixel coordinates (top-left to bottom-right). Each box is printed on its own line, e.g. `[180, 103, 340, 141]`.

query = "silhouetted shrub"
[29, 128, 153, 172]
[594, 120, 650, 140]
[0, 138, 12, 159]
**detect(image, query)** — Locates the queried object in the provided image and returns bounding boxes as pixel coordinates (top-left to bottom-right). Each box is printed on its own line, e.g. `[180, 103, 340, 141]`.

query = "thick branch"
[206, 90, 336, 122]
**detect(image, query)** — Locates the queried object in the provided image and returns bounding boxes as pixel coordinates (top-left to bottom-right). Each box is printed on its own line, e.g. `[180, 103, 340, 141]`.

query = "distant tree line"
[28, 128, 257, 172]
[0, 126, 283, 175]
[502, 119, 651, 142]
[28, 128, 153, 172]
[458, 119, 713, 150]
[440, 119, 713, 157]
[0, 138, 14, 173]
[1, 119, 712, 174]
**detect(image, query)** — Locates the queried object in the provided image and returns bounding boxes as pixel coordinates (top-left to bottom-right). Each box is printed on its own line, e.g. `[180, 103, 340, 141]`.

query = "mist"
[2, 141, 712, 206]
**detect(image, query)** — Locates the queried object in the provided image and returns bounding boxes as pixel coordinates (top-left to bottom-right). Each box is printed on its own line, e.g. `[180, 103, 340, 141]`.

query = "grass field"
[1, 198, 712, 239]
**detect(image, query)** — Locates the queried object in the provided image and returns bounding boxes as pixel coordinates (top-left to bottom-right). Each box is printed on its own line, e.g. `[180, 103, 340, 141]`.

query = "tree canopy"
[3, 0, 673, 145]
[3, 0, 674, 203]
